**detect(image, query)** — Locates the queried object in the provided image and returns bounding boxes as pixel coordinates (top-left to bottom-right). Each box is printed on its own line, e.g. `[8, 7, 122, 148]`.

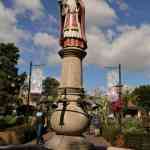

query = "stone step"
[108, 147, 133, 150]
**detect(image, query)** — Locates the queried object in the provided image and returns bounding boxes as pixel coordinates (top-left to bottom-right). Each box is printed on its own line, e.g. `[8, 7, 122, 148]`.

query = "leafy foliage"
[122, 118, 145, 134]
[102, 120, 120, 144]
[132, 85, 150, 112]
[42, 77, 60, 99]
[0, 115, 17, 129]
[123, 89, 137, 106]
[0, 43, 26, 108]
[98, 96, 110, 127]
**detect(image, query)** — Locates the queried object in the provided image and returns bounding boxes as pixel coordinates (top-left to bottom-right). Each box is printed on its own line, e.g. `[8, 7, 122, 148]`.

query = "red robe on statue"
[59, 0, 87, 49]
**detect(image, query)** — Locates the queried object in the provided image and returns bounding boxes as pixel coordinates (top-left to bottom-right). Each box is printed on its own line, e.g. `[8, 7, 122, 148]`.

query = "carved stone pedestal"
[45, 134, 93, 150]
[46, 0, 90, 149]
[45, 47, 90, 149]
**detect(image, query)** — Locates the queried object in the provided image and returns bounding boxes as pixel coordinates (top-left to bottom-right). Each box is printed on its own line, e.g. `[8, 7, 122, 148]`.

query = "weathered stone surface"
[108, 147, 132, 150]
[45, 134, 94, 150]
[60, 56, 82, 89]
[0, 125, 25, 145]
[48, 1, 91, 149]
[50, 104, 89, 136]
[0, 144, 49, 150]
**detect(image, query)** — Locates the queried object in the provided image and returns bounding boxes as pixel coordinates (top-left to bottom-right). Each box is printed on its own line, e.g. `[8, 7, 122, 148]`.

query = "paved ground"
[86, 134, 111, 147]
[30, 131, 109, 145]
[30, 131, 132, 150]
[85, 135, 132, 150]
[108, 147, 132, 150]
[29, 130, 54, 144]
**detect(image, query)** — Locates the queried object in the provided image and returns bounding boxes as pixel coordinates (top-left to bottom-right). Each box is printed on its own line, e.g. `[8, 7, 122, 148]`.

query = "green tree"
[122, 88, 137, 111]
[132, 85, 150, 113]
[98, 96, 110, 127]
[42, 77, 60, 99]
[0, 43, 26, 108]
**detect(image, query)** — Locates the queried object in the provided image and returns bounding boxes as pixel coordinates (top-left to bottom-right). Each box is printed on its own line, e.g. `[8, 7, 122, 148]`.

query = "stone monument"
[46, 0, 92, 149]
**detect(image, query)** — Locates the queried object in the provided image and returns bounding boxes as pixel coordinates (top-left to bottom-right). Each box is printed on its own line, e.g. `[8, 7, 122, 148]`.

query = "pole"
[27, 63, 45, 106]
[118, 64, 122, 132]
[118, 64, 122, 100]
[27, 61, 32, 106]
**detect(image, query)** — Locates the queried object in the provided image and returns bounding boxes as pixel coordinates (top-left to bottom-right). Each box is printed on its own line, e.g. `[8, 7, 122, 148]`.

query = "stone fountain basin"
[50, 105, 90, 136]
[0, 144, 49, 150]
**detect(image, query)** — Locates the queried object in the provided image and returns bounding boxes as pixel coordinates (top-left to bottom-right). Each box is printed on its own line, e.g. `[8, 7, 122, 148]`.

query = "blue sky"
[1, 0, 150, 93]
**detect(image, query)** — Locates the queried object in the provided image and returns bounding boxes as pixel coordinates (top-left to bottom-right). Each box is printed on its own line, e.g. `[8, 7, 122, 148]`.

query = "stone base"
[45, 134, 94, 150]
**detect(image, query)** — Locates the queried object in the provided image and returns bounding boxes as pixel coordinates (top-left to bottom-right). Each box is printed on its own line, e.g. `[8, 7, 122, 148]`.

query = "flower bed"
[125, 133, 150, 150]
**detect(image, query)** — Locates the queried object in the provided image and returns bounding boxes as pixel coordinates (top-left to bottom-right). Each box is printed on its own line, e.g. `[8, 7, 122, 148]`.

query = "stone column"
[45, 0, 92, 149]
[46, 47, 91, 150]
[58, 48, 86, 100]
[50, 47, 89, 136]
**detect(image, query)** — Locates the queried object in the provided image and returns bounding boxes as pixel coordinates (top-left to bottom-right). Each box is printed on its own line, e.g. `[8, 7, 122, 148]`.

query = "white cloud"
[13, 0, 44, 20]
[83, 0, 117, 66]
[1, 0, 149, 72]
[33, 32, 58, 49]
[85, 0, 118, 28]
[18, 58, 25, 65]
[80, 0, 150, 71]
[33, 32, 60, 65]
[116, 0, 128, 12]
[86, 23, 150, 71]
[36, 0, 118, 66]
[14, 0, 42, 10]
[86, 29, 111, 66]
[0, 2, 30, 43]
[111, 24, 150, 70]
[55, 76, 61, 82]
[47, 52, 60, 65]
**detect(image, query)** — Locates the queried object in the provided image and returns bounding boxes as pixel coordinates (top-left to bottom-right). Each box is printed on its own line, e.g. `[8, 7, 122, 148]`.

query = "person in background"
[32, 105, 46, 144]
[92, 114, 102, 136]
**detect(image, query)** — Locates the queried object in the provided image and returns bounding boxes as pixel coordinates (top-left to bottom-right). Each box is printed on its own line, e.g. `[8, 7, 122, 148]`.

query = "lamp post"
[117, 64, 123, 131]
[105, 64, 123, 131]
[27, 61, 45, 106]
[118, 64, 122, 100]
[105, 64, 123, 99]
[27, 62, 32, 106]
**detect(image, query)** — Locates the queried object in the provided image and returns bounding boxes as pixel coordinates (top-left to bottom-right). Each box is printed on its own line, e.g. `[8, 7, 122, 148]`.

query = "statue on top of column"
[59, 0, 87, 49]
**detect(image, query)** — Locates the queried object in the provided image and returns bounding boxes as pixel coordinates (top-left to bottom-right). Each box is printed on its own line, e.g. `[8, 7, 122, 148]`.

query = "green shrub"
[102, 123, 120, 144]
[122, 118, 145, 134]
[0, 115, 17, 129]
[5, 115, 16, 125]
[102, 118, 146, 146]
[121, 118, 148, 149]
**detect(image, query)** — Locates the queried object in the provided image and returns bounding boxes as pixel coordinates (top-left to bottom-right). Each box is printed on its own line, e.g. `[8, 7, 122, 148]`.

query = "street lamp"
[27, 61, 45, 106]
[105, 64, 123, 131]
[105, 64, 123, 100]
[104, 64, 122, 88]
